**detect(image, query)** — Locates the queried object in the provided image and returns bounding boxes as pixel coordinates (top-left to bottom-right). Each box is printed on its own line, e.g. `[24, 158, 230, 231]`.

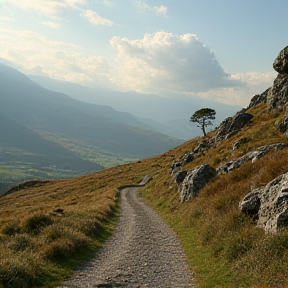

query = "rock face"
[214, 110, 253, 143]
[266, 46, 288, 111]
[257, 173, 288, 233]
[240, 171, 288, 233]
[248, 88, 269, 109]
[239, 189, 261, 216]
[273, 45, 288, 74]
[180, 164, 216, 202]
[217, 143, 288, 174]
[267, 74, 288, 111]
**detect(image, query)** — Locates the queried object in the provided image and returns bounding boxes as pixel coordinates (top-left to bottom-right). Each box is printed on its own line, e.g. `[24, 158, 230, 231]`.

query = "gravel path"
[63, 183, 194, 288]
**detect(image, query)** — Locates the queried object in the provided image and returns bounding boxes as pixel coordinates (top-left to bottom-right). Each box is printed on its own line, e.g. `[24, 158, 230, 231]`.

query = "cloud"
[0, 28, 112, 87]
[155, 5, 167, 16]
[7, 0, 87, 16]
[198, 72, 276, 107]
[42, 21, 60, 29]
[82, 9, 114, 26]
[0, 15, 13, 22]
[132, 1, 168, 16]
[110, 31, 244, 95]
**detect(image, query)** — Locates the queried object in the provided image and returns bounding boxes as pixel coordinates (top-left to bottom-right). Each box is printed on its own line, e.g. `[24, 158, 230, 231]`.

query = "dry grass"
[2, 102, 288, 287]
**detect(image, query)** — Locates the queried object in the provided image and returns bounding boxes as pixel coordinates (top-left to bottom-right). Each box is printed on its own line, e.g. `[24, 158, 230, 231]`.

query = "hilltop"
[0, 46, 288, 288]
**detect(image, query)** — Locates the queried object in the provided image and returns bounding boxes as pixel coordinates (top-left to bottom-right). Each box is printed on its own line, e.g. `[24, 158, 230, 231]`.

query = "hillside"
[0, 64, 183, 191]
[0, 63, 182, 159]
[0, 111, 103, 194]
[29, 75, 241, 140]
[0, 46, 288, 288]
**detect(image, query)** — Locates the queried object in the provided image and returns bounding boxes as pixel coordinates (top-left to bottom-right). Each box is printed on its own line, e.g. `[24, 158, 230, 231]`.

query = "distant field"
[0, 140, 136, 195]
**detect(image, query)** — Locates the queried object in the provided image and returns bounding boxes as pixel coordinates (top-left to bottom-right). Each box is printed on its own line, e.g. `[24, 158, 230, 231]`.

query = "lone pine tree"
[190, 108, 216, 136]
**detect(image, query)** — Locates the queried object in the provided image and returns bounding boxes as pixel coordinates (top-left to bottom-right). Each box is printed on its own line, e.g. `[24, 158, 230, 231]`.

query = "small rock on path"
[63, 186, 194, 288]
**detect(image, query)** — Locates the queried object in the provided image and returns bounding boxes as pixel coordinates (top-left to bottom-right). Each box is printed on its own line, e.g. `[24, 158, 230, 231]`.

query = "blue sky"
[0, 0, 287, 106]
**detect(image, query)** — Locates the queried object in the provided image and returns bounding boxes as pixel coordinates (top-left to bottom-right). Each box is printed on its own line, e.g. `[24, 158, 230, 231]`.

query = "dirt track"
[64, 184, 194, 288]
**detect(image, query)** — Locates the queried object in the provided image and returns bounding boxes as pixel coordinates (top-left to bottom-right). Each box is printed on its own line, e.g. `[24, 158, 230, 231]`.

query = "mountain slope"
[29, 75, 242, 140]
[1, 46, 288, 287]
[0, 64, 182, 159]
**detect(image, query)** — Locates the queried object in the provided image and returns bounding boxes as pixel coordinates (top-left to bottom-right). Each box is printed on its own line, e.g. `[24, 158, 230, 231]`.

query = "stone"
[276, 105, 288, 134]
[267, 74, 288, 111]
[239, 188, 261, 215]
[215, 110, 253, 143]
[217, 143, 288, 174]
[247, 88, 269, 108]
[273, 45, 288, 74]
[240, 172, 288, 233]
[180, 164, 216, 202]
[232, 137, 251, 150]
[257, 173, 288, 233]
[170, 162, 182, 174]
[173, 170, 188, 184]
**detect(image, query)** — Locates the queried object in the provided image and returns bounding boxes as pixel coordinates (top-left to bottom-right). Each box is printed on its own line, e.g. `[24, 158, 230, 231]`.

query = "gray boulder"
[232, 137, 251, 150]
[267, 74, 288, 111]
[273, 45, 288, 74]
[258, 173, 288, 233]
[276, 105, 288, 135]
[180, 164, 216, 202]
[215, 110, 253, 143]
[173, 170, 188, 184]
[239, 188, 261, 215]
[217, 143, 288, 174]
[247, 88, 269, 109]
[240, 171, 288, 233]
[266, 46, 288, 111]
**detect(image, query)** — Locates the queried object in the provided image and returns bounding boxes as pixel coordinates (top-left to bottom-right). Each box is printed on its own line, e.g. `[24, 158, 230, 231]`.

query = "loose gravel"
[63, 185, 194, 288]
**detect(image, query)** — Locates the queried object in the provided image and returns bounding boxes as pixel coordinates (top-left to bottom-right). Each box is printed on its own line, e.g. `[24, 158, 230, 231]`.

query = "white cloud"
[132, 1, 168, 16]
[198, 72, 276, 107]
[42, 21, 60, 29]
[82, 10, 114, 26]
[155, 5, 167, 16]
[110, 31, 244, 95]
[8, 0, 87, 16]
[103, 0, 114, 7]
[0, 28, 112, 87]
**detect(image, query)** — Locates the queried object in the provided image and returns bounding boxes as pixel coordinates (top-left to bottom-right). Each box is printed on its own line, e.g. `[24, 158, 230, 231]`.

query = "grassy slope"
[1, 103, 288, 287]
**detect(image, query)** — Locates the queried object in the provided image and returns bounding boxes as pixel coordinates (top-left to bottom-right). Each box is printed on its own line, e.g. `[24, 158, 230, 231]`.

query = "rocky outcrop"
[267, 74, 288, 111]
[173, 170, 188, 184]
[217, 143, 288, 174]
[214, 110, 253, 143]
[180, 164, 216, 202]
[273, 46, 288, 74]
[277, 106, 288, 135]
[240, 172, 288, 233]
[239, 188, 261, 216]
[248, 88, 269, 109]
[266, 46, 288, 111]
[232, 137, 251, 151]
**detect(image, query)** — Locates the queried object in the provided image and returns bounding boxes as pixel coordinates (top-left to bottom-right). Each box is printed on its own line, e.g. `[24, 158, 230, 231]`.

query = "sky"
[0, 0, 287, 107]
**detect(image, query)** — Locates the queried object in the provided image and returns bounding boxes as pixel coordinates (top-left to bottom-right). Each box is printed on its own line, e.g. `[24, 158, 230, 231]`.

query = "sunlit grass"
[2, 102, 288, 287]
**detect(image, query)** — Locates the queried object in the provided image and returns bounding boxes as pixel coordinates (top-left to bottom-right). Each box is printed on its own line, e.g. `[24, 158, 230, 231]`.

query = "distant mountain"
[0, 111, 102, 172]
[0, 64, 182, 160]
[30, 75, 242, 139]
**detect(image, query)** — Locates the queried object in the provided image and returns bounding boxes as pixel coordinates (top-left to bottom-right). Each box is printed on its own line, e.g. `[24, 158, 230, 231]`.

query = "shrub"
[225, 234, 253, 262]
[8, 234, 33, 252]
[23, 213, 53, 235]
[0, 256, 41, 288]
[42, 225, 87, 261]
[2, 221, 21, 236]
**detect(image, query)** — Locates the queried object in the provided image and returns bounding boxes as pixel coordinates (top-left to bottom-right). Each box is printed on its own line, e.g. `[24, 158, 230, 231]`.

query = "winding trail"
[64, 178, 194, 288]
